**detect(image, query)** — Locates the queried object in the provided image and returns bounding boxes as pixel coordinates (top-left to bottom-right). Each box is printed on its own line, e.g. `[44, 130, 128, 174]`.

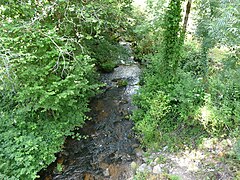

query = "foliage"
[208, 0, 240, 47]
[134, 38, 239, 148]
[195, 0, 219, 50]
[192, 0, 240, 136]
[133, 0, 190, 147]
[133, 0, 240, 151]
[131, 0, 166, 61]
[0, 0, 133, 179]
[85, 38, 129, 72]
[133, 68, 205, 147]
[0, 111, 69, 179]
[198, 53, 240, 134]
[194, 0, 219, 85]
[195, 0, 239, 82]
[180, 41, 205, 77]
[160, 0, 182, 80]
[133, 89, 171, 144]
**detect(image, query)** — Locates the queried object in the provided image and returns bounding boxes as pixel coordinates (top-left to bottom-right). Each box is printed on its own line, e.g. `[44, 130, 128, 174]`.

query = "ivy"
[133, 0, 189, 147]
[160, 0, 183, 81]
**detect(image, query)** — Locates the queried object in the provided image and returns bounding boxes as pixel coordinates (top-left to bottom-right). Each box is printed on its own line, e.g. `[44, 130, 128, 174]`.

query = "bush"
[133, 89, 171, 144]
[0, 0, 134, 178]
[0, 24, 98, 179]
[0, 112, 66, 179]
[198, 67, 240, 135]
[85, 38, 129, 72]
[133, 68, 205, 146]
[180, 42, 206, 77]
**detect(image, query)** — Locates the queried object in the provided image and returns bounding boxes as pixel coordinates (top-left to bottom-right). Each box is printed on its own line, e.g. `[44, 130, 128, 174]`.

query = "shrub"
[0, 0, 134, 178]
[180, 42, 206, 77]
[85, 38, 129, 72]
[133, 69, 205, 146]
[0, 24, 98, 179]
[0, 5, 98, 179]
[198, 67, 240, 135]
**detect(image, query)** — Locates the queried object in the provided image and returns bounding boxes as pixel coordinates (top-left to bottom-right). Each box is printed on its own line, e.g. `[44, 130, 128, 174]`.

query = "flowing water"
[40, 42, 141, 180]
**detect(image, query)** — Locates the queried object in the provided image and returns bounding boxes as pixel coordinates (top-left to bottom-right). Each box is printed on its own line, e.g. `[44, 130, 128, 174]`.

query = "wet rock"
[120, 99, 128, 104]
[60, 150, 69, 157]
[132, 143, 139, 148]
[153, 164, 162, 174]
[43, 175, 52, 180]
[99, 162, 109, 169]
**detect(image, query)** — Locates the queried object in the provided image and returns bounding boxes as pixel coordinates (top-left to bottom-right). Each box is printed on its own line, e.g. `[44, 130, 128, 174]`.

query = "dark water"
[39, 43, 141, 180]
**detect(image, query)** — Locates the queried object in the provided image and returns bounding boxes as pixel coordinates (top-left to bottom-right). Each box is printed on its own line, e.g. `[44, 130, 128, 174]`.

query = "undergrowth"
[132, 0, 240, 157]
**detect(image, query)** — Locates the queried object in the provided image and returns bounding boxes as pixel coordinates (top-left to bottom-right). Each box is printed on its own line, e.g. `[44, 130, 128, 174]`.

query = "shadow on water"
[39, 43, 142, 180]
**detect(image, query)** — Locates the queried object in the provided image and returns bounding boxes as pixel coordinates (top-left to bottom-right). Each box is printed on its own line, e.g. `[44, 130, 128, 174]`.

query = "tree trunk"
[183, 0, 192, 34]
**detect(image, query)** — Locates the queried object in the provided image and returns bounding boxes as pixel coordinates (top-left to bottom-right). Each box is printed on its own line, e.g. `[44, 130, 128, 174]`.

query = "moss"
[100, 61, 117, 73]
[117, 79, 128, 87]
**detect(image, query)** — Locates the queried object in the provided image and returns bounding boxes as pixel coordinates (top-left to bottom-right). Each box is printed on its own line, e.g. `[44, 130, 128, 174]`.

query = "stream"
[40, 42, 142, 180]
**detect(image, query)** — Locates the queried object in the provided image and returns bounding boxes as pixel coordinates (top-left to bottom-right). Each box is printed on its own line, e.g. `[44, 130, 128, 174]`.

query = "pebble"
[163, 146, 168, 151]
[103, 168, 110, 176]
[137, 163, 152, 173]
[130, 161, 138, 170]
[153, 164, 162, 174]
[150, 161, 157, 167]
[154, 157, 160, 163]
[147, 166, 152, 172]
[138, 163, 147, 172]
[142, 157, 148, 162]
[135, 148, 143, 157]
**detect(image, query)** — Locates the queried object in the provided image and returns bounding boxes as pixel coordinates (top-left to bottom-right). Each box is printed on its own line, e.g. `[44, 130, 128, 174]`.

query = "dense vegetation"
[133, 0, 240, 160]
[0, 0, 239, 179]
[0, 0, 132, 179]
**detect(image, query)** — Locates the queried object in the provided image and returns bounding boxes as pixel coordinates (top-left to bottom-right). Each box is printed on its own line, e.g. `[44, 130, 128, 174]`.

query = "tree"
[195, 0, 220, 89]
[209, 0, 240, 47]
[160, 0, 183, 81]
[183, 0, 192, 35]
